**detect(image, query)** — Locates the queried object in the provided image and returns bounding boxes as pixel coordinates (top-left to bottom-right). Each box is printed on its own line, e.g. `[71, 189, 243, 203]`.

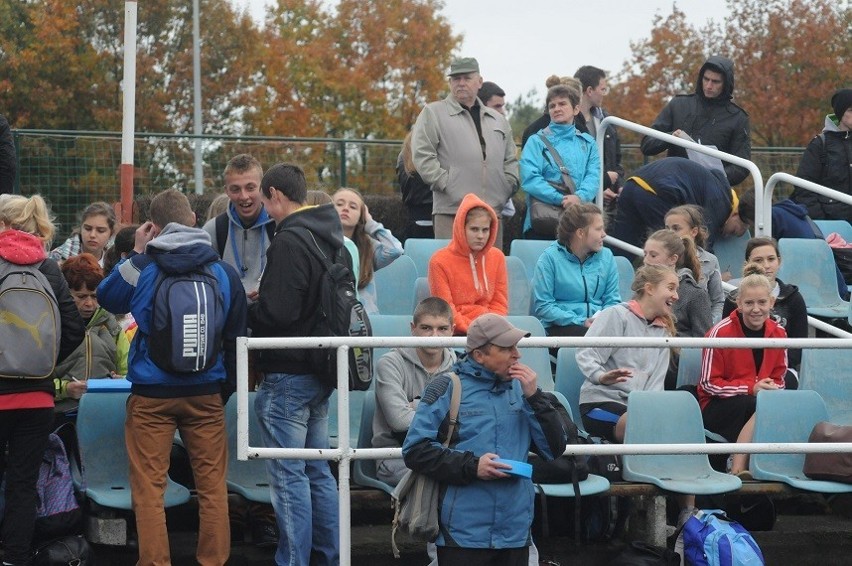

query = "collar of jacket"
[456, 353, 514, 393]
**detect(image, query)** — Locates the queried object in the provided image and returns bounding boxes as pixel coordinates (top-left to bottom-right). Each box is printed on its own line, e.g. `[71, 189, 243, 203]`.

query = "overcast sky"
[228, 0, 730, 100]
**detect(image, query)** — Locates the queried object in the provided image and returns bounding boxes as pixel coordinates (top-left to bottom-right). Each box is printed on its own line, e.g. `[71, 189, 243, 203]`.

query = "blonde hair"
[205, 193, 230, 220]
[631, 264, 677, 338]
[739, 262, 773, 294]
[0, 194, 56, 245]
[646, 229, 702, 282]
[401, 132, 416, 175]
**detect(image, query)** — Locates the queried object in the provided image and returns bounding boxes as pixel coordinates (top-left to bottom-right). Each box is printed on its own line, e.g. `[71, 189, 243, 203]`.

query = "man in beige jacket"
[411, 57, 519, 249]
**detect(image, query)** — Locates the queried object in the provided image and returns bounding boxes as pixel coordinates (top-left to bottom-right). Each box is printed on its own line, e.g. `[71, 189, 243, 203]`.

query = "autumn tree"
[606, 0, 851, 147]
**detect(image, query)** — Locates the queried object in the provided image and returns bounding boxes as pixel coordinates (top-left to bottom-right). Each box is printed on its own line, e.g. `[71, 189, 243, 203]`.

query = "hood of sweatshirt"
[448, 193, 500, 296]
[279, 203, 345, 252]
[0, 229, 48, 265]
[146, 223, 220, 274]
[775, 198, 810, 222]
[696, 55, 735, 103]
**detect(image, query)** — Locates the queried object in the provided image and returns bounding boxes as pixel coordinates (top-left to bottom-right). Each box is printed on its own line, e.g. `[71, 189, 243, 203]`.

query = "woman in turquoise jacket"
[533, 203, 621, 336]
[520, 83, 601, 239]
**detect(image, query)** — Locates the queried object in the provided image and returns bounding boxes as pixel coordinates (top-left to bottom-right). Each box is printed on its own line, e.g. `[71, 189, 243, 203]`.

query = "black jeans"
[0, 408, 54, 564]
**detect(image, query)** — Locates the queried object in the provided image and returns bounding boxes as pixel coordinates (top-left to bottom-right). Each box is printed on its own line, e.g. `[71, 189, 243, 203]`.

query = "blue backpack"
[35, 433, 82, 540]
[682, 510, 764, 566]
[148, 264, 227, 374]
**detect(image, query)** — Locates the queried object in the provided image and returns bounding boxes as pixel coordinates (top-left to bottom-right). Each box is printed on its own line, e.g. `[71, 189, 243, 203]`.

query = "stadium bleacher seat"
[75, 392, 191, 510]
[622, 390, 742, 494]
[777, 238, 849, 318]
[506, 255, 532, 316]
[614, 255, 635, 301]
[712, 231, 751, 280]
[403, 238, 450, 277]
[814, 219, 852, 242]
[373, 255, 418, 315]
[225, 393, 271, 503]
[507, 315, 553, 390]
[799, 348, 852, 424]
[554, 347, 583, 428]
[352, 391, 394, 495]
[751, 390, 852, 493]
[509, 239, 550, 280]
[414, 276, 430, 305]
[675, 348, 704, 389]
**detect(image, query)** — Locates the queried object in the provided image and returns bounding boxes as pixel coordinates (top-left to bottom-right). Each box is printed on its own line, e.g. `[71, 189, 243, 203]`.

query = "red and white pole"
[119, 1, 137, 224]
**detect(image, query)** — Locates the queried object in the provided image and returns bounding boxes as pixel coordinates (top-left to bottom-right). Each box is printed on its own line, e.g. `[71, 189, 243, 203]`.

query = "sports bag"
[0, 260, 61, 378]
[148, 265, 226, 374]
[803, 421, 852, 483]
[35, 433, 82, 540]
[391, 373, 461, 557]
[682, 509, 764, 566]
[33, 535, 93, 566]
[287, 227, 372, 391]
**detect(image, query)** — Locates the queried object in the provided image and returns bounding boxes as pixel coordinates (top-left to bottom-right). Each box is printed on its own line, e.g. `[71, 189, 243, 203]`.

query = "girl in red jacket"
[428, 193, 508, 334]
[699, 263, 787, 478]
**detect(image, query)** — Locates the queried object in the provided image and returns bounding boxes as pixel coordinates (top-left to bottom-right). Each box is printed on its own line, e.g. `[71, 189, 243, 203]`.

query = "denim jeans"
[256, 373, 339, 566]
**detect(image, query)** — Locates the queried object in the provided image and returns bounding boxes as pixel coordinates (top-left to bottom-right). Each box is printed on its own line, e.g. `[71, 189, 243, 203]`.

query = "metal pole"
[120, 2, 138, 224]
[192, 0, 204, 194]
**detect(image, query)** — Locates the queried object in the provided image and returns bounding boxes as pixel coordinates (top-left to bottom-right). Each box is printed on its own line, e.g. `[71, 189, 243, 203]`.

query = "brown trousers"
[125, 393, 230, 566]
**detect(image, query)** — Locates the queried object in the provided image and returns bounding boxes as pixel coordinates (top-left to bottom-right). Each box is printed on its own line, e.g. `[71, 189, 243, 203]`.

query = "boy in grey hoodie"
[372, 297, 456, 486]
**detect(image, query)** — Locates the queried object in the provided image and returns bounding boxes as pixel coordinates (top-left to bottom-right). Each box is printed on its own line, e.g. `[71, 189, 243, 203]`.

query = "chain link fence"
[11, 129, 804, 241]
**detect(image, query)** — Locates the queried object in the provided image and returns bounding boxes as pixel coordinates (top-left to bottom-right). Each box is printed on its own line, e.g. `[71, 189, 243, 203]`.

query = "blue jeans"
[256, 373, 339, 566]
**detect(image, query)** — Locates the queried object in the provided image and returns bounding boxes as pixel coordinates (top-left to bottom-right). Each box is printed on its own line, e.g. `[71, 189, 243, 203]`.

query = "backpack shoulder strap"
[265, 220, 276, 242]
[442, 372, 462, 447]
[284, 226, 335, 273]
[214, 213, 228, 258]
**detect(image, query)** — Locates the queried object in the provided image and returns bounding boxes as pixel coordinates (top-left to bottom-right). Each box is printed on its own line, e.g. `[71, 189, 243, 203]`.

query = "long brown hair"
[646, 229, 702, 282]
[334, 187, 374, 289]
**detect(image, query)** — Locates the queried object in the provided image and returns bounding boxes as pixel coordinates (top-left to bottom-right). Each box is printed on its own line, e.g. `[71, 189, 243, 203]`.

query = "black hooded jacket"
[640, 56, 751, 186]
[249, 203, 350, 373]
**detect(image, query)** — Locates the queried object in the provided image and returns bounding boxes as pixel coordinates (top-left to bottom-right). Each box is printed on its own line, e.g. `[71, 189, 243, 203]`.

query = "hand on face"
[507, 362, 538, 397]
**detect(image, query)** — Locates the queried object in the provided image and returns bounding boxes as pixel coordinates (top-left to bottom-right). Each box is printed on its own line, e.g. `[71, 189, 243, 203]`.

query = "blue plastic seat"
[506, 315, 553, 390]
[751, 390, 852, 492]
[777, 238, 849, 318]
[799, 348, 852, 424]
[676, 348, 704, 389]
[328, 389, 366, 450]
[509, 239, 551, 280]
[403, 238, 450, 277]
[352, 391, 395, 495]
[814, 219, 852, 243]
[712, 231, 751, 280]
[414, 276, 430, 305]
[622, 391, 742, 494]
[373, 255, 418, 315]
[75, 392, 191, 510]
[534, 391, 610, 537]
[506, 255, 532, 316]
[554, 348, 583, 429]
[225, 393, 271, 503]
[614, 255, 635, 301]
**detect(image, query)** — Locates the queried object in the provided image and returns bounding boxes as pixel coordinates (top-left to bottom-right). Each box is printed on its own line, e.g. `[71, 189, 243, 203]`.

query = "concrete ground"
[84, 491, 852, 565]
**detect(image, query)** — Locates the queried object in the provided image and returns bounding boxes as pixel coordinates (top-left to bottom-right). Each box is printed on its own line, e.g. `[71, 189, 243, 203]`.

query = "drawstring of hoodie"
[468, 253, 490, 295]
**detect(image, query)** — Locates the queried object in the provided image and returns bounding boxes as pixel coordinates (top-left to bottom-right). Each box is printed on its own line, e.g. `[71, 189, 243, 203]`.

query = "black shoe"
[251, 519, 278, 548]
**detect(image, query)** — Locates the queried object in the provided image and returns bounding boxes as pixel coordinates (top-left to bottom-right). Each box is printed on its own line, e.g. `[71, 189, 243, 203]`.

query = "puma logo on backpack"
[148, 265, 227, 374]
[0, 260, 61, 379]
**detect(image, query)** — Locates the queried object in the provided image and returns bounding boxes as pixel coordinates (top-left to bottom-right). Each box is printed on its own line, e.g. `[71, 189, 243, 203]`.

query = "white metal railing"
[762, 172, 852, 237]
[596, 116, 765, 233]
[237, 335, 852, 565]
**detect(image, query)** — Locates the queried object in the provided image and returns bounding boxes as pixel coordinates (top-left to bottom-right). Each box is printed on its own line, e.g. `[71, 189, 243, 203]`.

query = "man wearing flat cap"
[402, 313, 566, 565]
[411, 57, 520, 250]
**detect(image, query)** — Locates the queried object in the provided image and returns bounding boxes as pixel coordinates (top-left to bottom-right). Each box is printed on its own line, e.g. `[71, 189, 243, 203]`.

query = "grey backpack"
[0, 260, 61, 378]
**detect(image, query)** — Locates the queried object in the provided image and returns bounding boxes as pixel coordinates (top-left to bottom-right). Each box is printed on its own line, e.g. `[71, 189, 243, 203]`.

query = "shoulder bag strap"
[538, 131, 575, 195]
[442, 372, 462, 447]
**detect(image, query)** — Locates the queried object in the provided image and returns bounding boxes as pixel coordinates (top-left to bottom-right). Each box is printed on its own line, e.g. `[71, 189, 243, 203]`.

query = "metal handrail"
[762, 172, 852, 237]
[236, 334, 852, 565]
[596, 115, 765, 232]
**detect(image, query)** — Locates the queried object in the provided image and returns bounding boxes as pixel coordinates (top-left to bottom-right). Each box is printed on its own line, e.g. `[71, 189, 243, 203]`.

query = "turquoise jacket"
[532, 241, 621, 328]
[520, 122, 601, 233]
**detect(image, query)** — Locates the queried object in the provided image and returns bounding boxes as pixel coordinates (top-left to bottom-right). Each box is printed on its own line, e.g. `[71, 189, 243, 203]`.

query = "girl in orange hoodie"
[428, 193, 508, 334]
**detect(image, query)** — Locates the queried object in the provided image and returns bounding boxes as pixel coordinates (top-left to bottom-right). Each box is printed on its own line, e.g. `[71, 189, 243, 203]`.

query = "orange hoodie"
[428, 193, 508, 334]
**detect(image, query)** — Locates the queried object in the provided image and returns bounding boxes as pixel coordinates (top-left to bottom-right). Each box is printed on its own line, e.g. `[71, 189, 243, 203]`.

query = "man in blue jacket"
[98, 189, 247, 565]
[403, 313, 566, 566]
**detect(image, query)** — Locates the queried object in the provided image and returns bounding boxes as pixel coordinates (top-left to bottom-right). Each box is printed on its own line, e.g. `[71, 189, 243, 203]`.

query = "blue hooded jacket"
[97, 223, 247, 398]
[402, 354, 566, 549]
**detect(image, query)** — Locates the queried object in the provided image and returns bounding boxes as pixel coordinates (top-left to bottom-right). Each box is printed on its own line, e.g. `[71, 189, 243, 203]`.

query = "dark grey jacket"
[640, 56, 751, 186]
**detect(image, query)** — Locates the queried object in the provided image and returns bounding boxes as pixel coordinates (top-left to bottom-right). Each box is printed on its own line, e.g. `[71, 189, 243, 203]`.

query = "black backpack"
[147, 264, 227, 374]
[287, 227, 372, 390]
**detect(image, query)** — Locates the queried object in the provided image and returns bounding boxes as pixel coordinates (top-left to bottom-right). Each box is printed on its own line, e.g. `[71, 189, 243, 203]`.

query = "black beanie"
[831, 88, 852, 119]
